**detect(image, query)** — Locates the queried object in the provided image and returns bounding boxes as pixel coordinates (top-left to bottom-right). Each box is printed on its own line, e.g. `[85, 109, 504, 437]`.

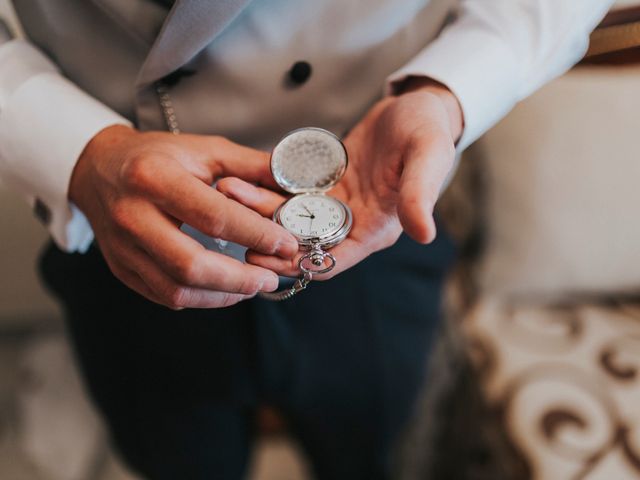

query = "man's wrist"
[68, 124, 136, 210]
[395, 76, 464, 142]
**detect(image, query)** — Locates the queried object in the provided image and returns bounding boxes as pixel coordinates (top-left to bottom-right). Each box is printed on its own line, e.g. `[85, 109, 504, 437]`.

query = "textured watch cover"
[270, 128, 348, 194]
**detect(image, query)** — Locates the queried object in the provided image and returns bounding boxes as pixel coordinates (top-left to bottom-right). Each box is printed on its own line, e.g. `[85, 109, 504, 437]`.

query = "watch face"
[279, 194, 347, 240]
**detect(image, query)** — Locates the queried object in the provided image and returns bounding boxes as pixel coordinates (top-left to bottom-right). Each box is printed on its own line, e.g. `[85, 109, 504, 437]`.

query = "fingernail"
[276, 237, 299, 258]
[425, 216, 437, 243]
[261, 275, 279, 292]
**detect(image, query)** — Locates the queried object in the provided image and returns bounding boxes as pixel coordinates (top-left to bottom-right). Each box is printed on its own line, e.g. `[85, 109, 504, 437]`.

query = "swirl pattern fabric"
[461, 300, 640, 479]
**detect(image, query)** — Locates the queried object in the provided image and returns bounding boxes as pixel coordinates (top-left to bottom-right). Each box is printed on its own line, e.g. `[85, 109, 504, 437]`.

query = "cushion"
[461, 299, 640, 479]
[474, 65, 640, 299]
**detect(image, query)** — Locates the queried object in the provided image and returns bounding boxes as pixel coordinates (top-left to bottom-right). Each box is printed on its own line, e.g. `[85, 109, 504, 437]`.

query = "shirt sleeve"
[386, 0, 615, 151]
[0, 39, 132, 253]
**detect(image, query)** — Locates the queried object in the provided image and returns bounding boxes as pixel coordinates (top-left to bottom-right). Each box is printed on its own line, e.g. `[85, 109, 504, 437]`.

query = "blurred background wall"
[0, 0, 61, 331]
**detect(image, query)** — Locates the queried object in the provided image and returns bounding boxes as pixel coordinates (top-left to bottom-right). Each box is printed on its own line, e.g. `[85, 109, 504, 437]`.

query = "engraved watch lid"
[270, 127, 348, 194]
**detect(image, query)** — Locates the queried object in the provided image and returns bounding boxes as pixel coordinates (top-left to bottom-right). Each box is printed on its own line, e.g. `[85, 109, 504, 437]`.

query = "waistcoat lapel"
[136, 0, 254, 87]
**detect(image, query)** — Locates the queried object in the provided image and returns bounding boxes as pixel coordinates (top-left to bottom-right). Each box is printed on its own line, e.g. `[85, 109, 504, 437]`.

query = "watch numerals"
[279, 194, 348, 239]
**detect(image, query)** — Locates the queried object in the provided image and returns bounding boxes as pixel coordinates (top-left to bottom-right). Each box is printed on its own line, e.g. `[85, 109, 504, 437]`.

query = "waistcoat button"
[288, 61, 312, 85]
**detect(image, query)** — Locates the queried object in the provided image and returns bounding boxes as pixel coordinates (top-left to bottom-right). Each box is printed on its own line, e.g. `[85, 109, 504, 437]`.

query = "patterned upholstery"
[463, 300, 640, 479]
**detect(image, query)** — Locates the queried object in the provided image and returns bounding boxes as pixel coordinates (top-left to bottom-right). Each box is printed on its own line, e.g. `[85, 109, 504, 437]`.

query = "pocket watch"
[259, 127, 352, 301]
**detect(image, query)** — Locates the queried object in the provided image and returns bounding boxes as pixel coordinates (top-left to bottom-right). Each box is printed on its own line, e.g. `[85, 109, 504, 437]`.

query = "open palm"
[218, 83, 462, 280]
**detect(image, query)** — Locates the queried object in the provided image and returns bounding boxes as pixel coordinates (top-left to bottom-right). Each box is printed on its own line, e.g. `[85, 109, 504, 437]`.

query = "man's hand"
[217, 80, 463, 279]
[69, 125, 298, 308]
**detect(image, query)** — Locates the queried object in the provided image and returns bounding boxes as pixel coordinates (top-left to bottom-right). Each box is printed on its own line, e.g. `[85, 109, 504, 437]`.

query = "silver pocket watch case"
[270, 128, 352, 249]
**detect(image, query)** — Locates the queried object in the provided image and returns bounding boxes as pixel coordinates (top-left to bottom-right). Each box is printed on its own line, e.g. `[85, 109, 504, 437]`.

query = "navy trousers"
[39, 228, 456, 480]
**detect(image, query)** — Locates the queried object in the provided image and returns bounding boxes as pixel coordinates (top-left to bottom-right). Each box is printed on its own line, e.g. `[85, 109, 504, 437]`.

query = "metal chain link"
[258, 272, 313, 301]
[156, 82, 181, 134]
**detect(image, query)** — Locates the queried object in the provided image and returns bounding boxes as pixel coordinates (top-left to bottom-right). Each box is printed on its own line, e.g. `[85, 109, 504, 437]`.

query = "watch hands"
[302, 204, 315, 218]
[298, 204, 316, 219]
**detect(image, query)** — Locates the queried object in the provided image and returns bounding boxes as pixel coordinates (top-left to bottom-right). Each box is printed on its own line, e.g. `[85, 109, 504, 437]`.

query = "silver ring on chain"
[298, 252, 336, 275]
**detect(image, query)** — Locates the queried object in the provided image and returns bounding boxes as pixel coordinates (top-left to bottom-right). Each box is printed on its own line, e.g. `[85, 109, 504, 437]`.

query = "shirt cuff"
[0, 42, 131, 253]
[385, 19, 522, 152]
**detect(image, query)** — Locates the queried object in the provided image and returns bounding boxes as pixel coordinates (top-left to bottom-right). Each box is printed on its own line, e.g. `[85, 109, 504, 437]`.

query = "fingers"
[125, 158, 298, 258]
[107, 243, 251, 309]
[397, 135, 454, 244]
[113, 201, 281, 295]
[216, 177, 286, 218]
[246, 237, 372, 281]
[106, 258, 168, 306]
[79, 128, 295, 308]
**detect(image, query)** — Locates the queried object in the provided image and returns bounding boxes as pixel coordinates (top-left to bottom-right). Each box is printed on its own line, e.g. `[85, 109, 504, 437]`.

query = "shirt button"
[288, 61, 312, 86]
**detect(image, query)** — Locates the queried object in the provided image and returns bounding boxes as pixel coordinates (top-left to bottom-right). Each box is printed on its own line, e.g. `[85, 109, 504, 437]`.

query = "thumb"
[397, 134, 454, 244]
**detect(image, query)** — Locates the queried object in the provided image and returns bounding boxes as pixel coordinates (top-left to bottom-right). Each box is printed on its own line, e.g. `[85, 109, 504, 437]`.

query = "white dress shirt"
[0, 0, 614, 253]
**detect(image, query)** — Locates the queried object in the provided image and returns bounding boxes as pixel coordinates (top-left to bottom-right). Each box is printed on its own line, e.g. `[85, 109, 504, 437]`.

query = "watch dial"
[280, 195, 346, 239]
